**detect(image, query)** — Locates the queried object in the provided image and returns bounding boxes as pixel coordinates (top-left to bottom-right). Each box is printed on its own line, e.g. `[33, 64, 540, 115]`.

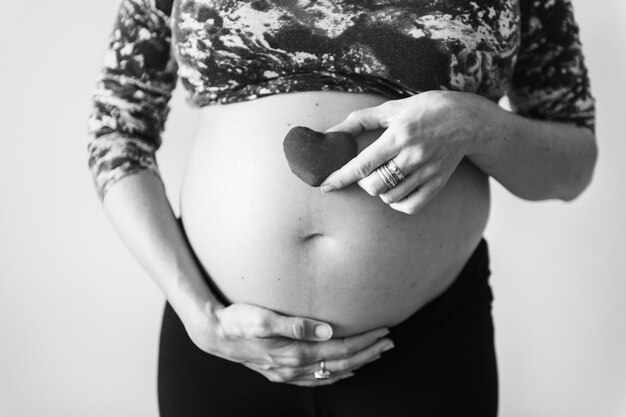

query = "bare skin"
[180, 91, 489, 338]
[103, 172, 394, 387]
[322, 91, 597, 208]
[102, 89, 596, 387]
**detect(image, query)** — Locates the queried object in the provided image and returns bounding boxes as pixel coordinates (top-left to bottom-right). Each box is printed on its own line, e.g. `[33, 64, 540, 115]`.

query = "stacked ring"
[376, 159, 405, 190]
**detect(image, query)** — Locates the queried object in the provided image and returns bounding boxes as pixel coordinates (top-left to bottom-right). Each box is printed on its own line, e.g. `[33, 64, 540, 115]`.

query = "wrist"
[463, 94, 510, 160]
[165, 270, 224, 331]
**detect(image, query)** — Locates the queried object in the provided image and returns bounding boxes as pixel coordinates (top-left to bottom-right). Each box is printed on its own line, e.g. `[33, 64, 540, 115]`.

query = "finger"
[389, 177, 446, 215]
[267, 326, 391, 369]
[357, 153, 416, 197]
[309, 327, 390, 361]
[356, 166, 390, 197]
[268, 326, 390, 368]
[320, 128, 399, 192]
[249, 364, 355, 386]
[379, 163, 437, 205]
[314, 337, 394, 375]
[325, 103, 393, 137]
[219, 305, 334, 341]
[265, 311, 334, 341]
[286, 337, 394, 385]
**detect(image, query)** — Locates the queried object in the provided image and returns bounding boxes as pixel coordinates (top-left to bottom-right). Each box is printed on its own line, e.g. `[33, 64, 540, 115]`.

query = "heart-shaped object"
[283, 126, 357, 187]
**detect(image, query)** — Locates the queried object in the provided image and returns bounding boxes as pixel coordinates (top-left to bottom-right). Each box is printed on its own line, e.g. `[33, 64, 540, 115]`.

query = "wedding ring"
[376, 159, 405, 190]
[313, 360, 332, 380]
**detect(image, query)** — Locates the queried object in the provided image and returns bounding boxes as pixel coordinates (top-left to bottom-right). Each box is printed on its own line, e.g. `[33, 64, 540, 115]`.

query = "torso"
[180, 91, 490, 337]
[171, 0, 521, 337]
[87, 0, 592, 338]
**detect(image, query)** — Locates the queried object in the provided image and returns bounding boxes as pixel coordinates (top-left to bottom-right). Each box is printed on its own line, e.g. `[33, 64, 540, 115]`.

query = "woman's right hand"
[184, 302, 395, 387]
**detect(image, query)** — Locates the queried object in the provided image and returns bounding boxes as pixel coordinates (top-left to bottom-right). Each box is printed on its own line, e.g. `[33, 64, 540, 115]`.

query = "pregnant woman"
[86, 0, 597, 415]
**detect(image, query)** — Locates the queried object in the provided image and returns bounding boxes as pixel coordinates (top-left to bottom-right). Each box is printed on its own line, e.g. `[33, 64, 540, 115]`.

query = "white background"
[0, 1, 624, 416]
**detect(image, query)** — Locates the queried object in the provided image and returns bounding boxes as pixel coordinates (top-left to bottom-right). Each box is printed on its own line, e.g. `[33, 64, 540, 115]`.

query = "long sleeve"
[507, 0, 595, 133]
[87, 0, 178, 201]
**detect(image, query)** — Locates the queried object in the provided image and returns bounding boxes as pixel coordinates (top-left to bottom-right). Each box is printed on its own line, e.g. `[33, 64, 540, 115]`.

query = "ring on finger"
[313, 360, 332, 380]
[375, 159, 405, 191]
[380, 162, 435, 204]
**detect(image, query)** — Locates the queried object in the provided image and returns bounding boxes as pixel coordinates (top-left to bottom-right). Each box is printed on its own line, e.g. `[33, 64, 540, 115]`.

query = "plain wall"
[0, 1, 624, 416]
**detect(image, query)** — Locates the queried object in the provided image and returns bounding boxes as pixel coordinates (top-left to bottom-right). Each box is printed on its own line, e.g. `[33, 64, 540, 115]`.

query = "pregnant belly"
[180, 91, 490, 337]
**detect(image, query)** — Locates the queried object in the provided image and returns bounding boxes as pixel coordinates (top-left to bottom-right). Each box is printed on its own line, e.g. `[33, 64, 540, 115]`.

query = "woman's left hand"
[320, 91, 494, 215]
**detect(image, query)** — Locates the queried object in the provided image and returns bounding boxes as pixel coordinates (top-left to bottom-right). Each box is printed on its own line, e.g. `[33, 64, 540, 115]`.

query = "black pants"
[158, 238, 498, 417]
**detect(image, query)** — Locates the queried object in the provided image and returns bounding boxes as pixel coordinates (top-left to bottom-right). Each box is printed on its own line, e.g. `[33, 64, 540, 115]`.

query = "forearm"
[101, 172, 222, 327]
[468, 97, 598, 201]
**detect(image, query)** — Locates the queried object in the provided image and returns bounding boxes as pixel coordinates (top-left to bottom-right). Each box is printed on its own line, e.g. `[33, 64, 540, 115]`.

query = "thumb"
[325, 105, 391, 136]
[269, 312, 333, 341]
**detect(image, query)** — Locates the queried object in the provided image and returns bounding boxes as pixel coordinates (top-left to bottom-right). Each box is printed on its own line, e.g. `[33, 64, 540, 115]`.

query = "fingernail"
[320, 185, 333, 193]
[315, 325, 332, 340]
[382, 341, 395, 353]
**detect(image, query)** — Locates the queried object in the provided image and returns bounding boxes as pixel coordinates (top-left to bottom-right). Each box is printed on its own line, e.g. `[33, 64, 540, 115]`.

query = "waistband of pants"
[387, 238, 491, 348]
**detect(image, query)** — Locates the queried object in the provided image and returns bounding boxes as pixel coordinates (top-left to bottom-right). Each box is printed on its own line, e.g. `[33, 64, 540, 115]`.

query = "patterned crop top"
[86, 0, 595, 200]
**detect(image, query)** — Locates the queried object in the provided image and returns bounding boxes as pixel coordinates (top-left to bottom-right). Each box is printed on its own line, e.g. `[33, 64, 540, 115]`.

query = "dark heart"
[283, 126, 358, 187]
